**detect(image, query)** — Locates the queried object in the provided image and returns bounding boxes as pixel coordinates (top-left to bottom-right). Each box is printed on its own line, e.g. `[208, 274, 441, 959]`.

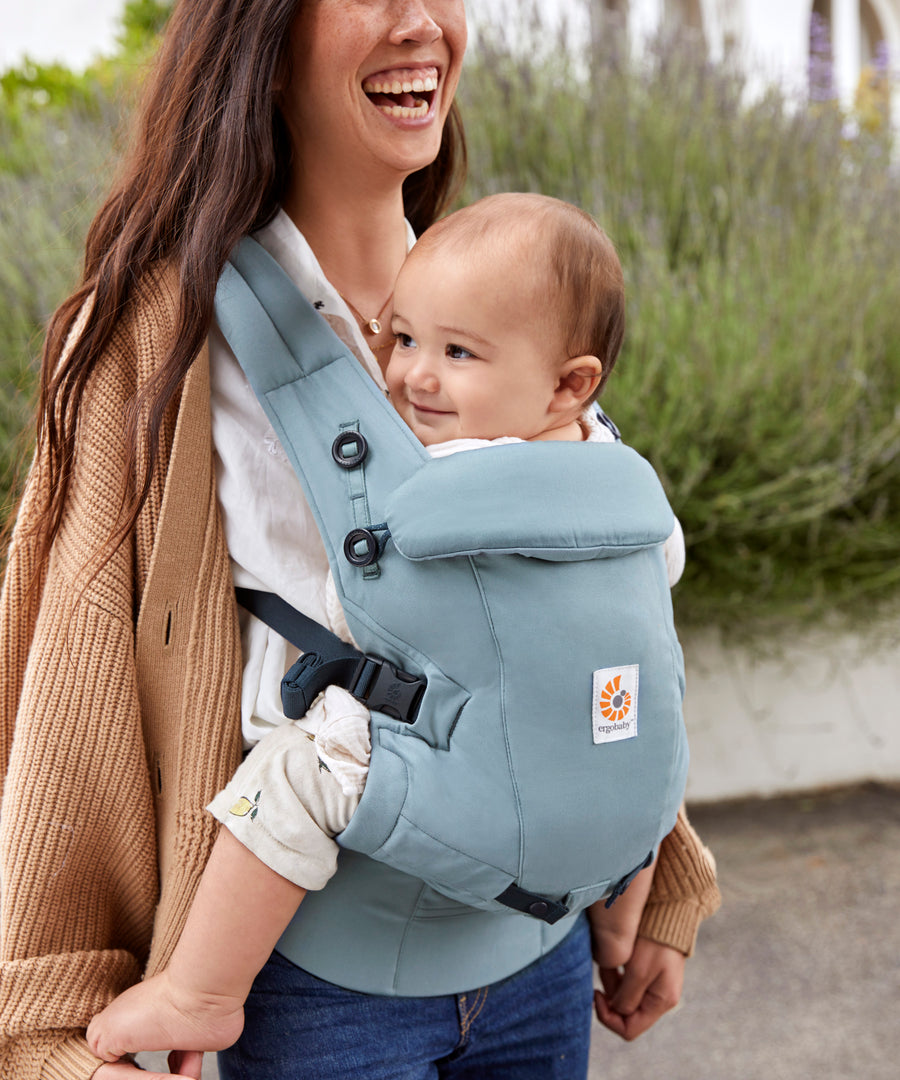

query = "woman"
[0, 2, 720, 1078]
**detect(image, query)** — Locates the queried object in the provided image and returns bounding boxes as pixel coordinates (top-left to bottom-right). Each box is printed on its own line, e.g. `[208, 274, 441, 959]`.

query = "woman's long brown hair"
[30, 0, 466, 570]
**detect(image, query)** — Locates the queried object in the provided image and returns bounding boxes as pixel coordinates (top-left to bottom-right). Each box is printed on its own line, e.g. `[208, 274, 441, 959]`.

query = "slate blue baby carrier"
[214, 238, 690, 992]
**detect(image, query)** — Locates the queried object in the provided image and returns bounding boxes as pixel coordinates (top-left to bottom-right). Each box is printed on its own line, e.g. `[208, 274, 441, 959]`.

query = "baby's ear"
[552, 355, 603, 411]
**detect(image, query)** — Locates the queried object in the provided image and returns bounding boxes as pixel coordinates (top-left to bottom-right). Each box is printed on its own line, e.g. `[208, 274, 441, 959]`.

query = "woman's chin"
[368, 128, 444, 176]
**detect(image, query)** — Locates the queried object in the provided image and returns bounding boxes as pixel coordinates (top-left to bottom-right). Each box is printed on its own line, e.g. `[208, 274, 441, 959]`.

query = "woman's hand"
[593, 936, 685, 1042]
[95, 1051, 204, 1080]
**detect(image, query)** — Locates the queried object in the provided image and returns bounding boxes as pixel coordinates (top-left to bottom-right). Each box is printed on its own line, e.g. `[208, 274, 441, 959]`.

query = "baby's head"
[386, 193, 625, 446]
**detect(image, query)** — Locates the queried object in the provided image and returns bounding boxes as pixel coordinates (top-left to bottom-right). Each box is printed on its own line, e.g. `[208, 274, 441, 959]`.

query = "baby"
[88, 194, 678, 1062]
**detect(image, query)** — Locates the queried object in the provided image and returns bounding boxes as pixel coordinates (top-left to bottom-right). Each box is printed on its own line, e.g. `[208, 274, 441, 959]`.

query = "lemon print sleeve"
[207, 686, 371, 890]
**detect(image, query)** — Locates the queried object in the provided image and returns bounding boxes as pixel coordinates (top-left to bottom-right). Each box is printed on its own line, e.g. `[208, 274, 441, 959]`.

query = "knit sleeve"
[0, 1029, 107, 1080]
[0, 334, 159, 1077]
[637, 805, 721, 956]
[0, 580, 158, 1077]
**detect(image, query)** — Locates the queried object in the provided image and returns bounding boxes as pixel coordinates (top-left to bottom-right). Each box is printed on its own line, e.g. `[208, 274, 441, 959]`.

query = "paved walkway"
[141, 784, 900, 1080]
[589, 784, 900, 1080]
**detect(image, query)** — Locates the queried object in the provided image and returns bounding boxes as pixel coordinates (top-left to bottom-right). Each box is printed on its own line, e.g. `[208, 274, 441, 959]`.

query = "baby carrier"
[215, 238, 689, 933]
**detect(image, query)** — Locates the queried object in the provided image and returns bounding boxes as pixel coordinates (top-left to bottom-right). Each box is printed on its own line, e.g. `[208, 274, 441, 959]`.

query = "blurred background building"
[590, 0, 898, 122]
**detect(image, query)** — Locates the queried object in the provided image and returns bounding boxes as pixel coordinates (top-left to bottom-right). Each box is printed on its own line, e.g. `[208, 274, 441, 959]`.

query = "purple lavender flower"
[874, 40, 890, 77]
[808, 12, 836, 103]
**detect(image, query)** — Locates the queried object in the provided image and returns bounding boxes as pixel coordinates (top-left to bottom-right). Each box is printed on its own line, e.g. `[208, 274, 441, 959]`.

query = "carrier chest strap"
[235, 588, 426, 724]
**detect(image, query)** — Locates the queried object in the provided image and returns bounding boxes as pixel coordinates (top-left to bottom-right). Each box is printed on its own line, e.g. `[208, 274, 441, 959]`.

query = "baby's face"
[386, 244, 564, 446]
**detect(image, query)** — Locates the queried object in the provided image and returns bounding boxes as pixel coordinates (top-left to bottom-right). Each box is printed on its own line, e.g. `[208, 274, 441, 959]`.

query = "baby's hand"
[87, 970, 245, 1060]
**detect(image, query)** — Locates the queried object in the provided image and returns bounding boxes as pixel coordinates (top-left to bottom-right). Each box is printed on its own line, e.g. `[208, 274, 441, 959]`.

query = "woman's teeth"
[377, 99, 429, 118]
[363, 75, 438, 95]
[363, 72, 438, 118]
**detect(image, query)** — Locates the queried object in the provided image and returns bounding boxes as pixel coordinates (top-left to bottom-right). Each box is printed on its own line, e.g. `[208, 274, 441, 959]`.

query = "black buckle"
[350, 655, 426, 723]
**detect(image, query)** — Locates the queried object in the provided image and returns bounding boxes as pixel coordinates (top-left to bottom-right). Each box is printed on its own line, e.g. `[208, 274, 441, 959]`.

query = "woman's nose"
[388, 1, 443, 46]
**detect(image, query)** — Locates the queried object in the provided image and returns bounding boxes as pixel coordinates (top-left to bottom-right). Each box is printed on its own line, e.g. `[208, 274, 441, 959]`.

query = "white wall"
[1, 0, 125, 71]
[683, 627, 900, 802]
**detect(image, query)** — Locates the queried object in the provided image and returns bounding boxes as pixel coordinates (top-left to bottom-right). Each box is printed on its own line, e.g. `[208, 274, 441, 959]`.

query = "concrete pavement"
[140, 783, 900, 1080]
[589, 784, 900, 1080]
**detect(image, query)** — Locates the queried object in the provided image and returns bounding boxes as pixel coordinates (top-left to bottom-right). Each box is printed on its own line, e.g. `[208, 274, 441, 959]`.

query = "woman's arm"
[638, 804, 721, 955]
[589, 806, 720, 1040]
[1, 292, 242, 1078]
[1, 561, 153, 1074]
[0, 383, 157, 1078]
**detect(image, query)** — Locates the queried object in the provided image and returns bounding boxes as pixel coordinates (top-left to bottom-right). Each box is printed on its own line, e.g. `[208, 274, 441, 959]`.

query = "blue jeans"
[218, 915, 593, 1080]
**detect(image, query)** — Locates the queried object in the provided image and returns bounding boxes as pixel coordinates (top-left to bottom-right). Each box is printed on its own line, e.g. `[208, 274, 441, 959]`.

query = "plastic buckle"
[350, 655, 426, 723]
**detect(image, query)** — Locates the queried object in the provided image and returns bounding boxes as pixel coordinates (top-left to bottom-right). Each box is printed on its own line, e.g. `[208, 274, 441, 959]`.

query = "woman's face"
[283, 0, 467, 182]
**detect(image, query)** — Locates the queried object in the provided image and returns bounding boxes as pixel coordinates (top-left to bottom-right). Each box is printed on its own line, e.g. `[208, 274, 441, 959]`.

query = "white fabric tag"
[592, 665, 639, 744]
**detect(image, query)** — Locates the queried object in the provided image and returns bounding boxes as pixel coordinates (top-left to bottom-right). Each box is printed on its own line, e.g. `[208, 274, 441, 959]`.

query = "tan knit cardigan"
[0, 271, 720, 1079]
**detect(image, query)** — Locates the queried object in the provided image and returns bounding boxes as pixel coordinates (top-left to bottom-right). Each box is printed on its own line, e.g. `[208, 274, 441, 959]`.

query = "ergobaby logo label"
[592, 665, 639, 744]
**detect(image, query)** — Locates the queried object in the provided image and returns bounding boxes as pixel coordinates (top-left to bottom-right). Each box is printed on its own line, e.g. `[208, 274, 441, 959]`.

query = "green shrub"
[0, 91, 123, 519]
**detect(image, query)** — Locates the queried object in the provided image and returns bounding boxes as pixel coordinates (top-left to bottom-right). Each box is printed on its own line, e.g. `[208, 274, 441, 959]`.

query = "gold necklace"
[339, 291, 393, 337]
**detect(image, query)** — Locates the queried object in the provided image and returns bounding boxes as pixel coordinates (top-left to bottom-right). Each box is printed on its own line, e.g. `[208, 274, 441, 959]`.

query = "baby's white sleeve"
[664, 516, 686, 588]
[207, 686, 371, 889]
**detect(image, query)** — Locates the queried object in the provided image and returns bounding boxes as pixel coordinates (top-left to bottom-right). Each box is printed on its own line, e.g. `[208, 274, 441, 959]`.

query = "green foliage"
[117, 0, 174, 57]
[0, 2, 169, 520]
[1, 62, 101, 113]
[0, 93, 123, 519]
[459, 13, 900, 633]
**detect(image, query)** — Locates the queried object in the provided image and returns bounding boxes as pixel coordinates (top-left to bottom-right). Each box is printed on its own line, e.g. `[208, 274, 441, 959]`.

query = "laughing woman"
[0, 2, 720, 1078]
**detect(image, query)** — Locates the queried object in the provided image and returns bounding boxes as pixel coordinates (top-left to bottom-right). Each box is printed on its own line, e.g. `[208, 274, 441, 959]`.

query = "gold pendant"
[367, 318, 382, 335]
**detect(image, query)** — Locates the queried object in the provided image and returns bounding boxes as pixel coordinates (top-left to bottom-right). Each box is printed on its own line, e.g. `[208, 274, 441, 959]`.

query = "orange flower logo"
[598, 675, 632, 723]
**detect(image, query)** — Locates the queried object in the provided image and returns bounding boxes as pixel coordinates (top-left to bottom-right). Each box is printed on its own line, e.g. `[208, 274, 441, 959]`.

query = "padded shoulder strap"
[214, 235, 425, 481]
[217, 237, 345, 387]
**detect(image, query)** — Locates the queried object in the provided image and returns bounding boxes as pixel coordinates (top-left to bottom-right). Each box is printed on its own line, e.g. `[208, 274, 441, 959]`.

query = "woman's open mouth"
[363, 67, 438, 120]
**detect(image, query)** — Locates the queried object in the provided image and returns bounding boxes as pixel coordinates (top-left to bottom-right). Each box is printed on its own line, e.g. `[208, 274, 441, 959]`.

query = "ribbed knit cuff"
[43, 1034, 104, 1080]
[640, 805, 722, 956]
[638, 898, 706, 956]
[0, 1031, 105, 1080]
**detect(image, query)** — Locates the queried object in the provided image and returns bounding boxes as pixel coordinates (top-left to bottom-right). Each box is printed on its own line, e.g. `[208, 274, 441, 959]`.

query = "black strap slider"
[350, 655, 426, 723]
[495, 884, 569, 925]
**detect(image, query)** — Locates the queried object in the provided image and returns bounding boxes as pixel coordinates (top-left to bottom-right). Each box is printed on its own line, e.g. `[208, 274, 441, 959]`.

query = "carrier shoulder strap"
[217, 239, 427, 723]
